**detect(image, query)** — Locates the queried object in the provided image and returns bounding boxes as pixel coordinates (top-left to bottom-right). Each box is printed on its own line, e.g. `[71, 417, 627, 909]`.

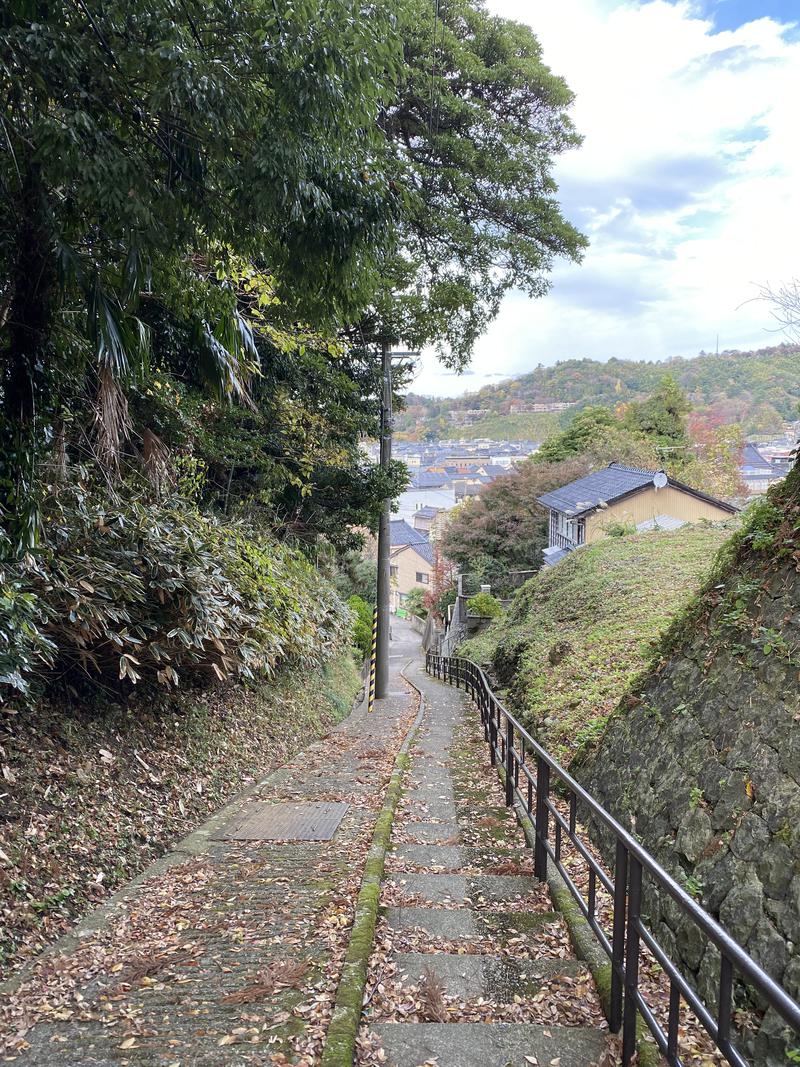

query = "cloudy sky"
[413, 0, 800, 396]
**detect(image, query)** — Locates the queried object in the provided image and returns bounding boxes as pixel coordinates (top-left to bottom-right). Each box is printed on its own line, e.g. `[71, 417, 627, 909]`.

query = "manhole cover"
[222, 802, 349, 842]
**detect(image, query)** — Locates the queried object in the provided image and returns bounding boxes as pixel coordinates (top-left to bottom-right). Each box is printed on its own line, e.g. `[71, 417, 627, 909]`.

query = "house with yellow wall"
[389, 519, 435, 612]
[537, 463, 737, 566]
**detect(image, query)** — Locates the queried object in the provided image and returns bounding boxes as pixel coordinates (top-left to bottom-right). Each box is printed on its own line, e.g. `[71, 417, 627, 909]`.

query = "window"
[390, 565, 398, 579]
[416, 571, 430, 584]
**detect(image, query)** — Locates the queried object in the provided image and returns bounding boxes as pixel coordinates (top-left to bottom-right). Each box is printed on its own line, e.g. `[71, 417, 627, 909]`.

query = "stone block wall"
[579, 560, 800, 1065]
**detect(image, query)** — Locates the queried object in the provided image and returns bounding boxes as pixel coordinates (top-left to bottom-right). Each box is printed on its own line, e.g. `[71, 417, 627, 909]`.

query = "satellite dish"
[653, 471, 668, 489]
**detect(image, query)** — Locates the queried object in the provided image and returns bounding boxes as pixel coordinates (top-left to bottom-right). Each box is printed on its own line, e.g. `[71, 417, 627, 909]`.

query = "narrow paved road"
[2, 622, 421, 1065]
[359, 652, 611, 1066]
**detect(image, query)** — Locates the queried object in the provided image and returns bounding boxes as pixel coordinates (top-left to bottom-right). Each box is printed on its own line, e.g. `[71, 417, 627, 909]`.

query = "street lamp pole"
[374, 338, 393, 698]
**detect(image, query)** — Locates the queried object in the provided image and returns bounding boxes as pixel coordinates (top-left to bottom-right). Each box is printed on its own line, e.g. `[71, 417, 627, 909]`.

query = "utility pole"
[374, 338, 392, 698]
[375, 337, 394, 695]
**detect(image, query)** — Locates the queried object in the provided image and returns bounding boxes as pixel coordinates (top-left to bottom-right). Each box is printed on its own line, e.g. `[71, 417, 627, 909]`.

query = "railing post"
[610, 840, 628, 1033]
[534, 756, 550, 881]
[455, 658, 460, 688]
[488, 699, 497, 766]
[622, 856, 643, 1065]
[505, 718, 514, 806]
[717, 955, 734, 1059]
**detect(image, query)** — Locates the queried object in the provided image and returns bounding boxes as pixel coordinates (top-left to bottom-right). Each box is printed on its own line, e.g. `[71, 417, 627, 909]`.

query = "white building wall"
[395, 487, 457, 522]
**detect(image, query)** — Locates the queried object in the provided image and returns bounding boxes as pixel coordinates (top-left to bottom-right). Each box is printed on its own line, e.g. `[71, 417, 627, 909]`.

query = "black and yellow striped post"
[368, 604, 378, 713]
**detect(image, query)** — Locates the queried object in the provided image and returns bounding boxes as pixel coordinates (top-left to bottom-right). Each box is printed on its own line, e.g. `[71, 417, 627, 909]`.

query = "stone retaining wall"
[579, 556, 800, 1065]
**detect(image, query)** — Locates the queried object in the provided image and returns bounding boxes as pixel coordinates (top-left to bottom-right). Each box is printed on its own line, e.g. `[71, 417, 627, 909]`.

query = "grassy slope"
[449, 411, 563, 442]
[460, 525, 734, 763]
[0, 652, 362, 980]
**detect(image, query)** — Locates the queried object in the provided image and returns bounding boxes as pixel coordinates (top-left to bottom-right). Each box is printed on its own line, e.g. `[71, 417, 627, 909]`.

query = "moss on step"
[320, 684, 424, 1067]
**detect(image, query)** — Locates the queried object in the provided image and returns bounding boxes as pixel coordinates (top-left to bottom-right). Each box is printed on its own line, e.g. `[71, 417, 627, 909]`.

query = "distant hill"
[398, 345, 800, 439]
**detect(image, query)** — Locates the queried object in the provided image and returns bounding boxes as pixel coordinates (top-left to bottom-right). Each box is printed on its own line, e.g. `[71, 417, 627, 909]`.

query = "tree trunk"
[3, 165, 57, 426]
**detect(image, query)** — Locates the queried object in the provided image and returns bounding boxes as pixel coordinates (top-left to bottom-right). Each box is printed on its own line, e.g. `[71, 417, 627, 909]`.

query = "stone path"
[359, 656, 611, 1067]
[1, 622, 421, 1066]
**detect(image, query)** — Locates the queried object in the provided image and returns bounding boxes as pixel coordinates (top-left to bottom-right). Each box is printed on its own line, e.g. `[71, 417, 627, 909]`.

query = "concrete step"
[372, 1022, 609, 1067]
[385, 906, 558, 942]
[386, 872, 542, 907]
[394, 951, 585, 1001]
[389, 842, 532, 873]
[402, 788, 458, 821]
[397, 821, 461, 843]
[388, 843, 464, 871]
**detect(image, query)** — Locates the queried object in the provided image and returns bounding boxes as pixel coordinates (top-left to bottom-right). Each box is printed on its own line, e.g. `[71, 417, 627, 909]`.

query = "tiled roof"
[541, 545, 571, 567]
[537, 463, 737, 517]
[537, 463, 660, 516]
[410, 540, 435, 566]
[390, 519, 429, 547]
[741, 444, 772, 473]
[412, 471, 450, 489]
[414, 506, 440, 518]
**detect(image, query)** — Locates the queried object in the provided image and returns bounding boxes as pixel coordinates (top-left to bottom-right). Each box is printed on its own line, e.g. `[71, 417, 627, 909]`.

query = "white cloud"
[414, 0, 800, 396]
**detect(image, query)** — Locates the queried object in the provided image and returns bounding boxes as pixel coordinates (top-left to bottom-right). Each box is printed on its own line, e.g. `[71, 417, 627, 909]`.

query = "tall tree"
[0, 0, 401, 544]
[367, 0, 586, 362]
[621, 374, 691, 462]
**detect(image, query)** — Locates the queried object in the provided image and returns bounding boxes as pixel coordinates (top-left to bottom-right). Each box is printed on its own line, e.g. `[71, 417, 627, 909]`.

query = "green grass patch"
[459, 524, 734, 763]
[451, 411, 563, 441]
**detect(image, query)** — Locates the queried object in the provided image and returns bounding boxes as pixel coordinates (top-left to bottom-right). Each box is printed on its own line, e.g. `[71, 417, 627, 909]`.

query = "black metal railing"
[425, 652, 800, 1067]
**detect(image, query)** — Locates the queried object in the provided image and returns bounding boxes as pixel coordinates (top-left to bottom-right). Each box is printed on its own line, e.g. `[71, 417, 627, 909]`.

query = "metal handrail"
[426, 651, 800, 1067]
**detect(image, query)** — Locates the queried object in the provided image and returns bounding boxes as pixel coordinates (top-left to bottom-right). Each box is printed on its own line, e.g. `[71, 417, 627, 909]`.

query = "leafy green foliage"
[0, 485, 349, 703]
[404, 587, 428, 619]
[620, 374, 690, 460]
[0, 0, 402, 545]
[332, 553, 378, 605]
[0, 573, 57, 697]
[370, 0, 586, 364]
[347, 595, 373, 659]
[466, 592, 503, 619]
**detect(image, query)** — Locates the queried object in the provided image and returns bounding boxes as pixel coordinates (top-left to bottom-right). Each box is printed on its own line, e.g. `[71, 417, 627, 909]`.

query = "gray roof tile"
[537, 463, 658, 516]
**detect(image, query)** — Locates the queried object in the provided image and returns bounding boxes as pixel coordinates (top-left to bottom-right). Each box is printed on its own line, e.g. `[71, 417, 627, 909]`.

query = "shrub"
[466, 591, 503, 619]
[0, 487, 349, 703]
[347, 595, 373, 659]
[404, 587, 428, 619]
[601, 519, 637, 538]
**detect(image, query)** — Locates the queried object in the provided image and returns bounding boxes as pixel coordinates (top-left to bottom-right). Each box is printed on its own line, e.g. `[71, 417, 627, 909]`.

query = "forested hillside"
[400, 345, 800, 437]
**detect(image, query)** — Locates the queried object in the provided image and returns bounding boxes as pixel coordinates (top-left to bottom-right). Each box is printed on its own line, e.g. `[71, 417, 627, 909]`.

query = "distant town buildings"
[739, 430, 797, 494]
[376, 438, 540, 523]
[447, 400, 574, 425]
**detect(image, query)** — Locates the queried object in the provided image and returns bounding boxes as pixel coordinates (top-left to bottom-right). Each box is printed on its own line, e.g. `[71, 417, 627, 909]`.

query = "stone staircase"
[361, 661, 611, 1067]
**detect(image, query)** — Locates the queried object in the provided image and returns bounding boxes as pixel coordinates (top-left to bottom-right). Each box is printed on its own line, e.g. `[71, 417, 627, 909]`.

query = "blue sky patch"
[693, 0, 798, 33]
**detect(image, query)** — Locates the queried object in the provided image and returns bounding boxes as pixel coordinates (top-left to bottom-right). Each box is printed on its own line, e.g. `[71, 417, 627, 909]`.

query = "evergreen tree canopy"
[369, 0, 587, 361]
[0, 0, 585, 551]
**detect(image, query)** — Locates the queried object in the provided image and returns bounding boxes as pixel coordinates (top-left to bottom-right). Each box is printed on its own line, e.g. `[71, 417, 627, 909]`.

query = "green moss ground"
[460, 524, 734, 763]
